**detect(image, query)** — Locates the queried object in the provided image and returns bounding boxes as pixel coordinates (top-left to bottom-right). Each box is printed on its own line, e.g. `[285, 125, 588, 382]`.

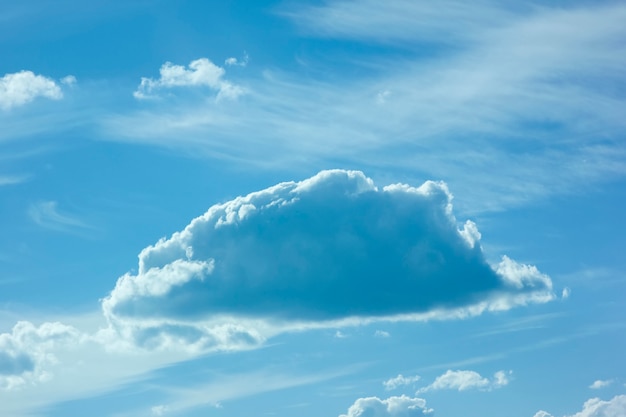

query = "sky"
[1, 0, 626, 416]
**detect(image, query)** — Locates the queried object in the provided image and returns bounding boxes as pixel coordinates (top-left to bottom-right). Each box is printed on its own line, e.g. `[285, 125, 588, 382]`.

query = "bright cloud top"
[101, 170, 553, 351]
[417, 369, 511, 393]
[134, 58, 244, 100]
[0, 71, 69, 110]
[339, 395, 433, 417]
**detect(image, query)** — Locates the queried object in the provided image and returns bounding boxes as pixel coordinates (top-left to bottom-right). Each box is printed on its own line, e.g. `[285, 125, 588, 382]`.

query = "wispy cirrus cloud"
[103, 2, 626, 211]
[0, 175, 29, 186]
[28, 201, 91, 233]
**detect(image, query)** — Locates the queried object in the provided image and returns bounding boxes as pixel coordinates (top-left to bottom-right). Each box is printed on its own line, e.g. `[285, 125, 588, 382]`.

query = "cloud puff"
[417, 369, 511, 393]
[536, 395, 626, 417]
[101, 170, 553, 350]
[0, 71, 66, 110]
[339, 395, 433, 417]
[568, 395, 626, 417]
[384, 374, 421, 391]
[589, 380, 613, 390]
[134, 58, 244, 100]
[0, 321, 82, 390]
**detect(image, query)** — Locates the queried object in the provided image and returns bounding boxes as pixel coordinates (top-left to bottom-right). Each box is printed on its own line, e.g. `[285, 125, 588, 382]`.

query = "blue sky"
[1, 1, 626, 416]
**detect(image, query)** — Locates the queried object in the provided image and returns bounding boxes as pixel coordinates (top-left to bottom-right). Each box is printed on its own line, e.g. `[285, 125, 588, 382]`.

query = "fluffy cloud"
[384, 374, 421, 390]
[101, 170, 553, 351]
[568, 396, 626, 417]
[0, 71, 67, 110]
[339, 395, 433, 417]
[417, 370, 511, 393]
[535, 395, 626, 417]
[134, 58, 244, 100]
[0, 321, 82, 390]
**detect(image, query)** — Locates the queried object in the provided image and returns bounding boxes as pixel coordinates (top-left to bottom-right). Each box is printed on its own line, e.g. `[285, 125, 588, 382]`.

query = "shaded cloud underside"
[102, 170, 553, 350]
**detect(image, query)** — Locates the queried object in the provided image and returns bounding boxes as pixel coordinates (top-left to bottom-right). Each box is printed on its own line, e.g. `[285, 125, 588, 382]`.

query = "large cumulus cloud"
[101, 170, 553, 350]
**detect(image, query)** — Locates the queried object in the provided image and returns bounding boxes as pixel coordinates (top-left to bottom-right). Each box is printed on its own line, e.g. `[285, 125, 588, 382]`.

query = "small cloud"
[60, 75, 77, 86]
[134, 58, 244, 101]
[151, 405, 167, 416]
[0, 70, 64, 110]
[376, 89, 391, 104]
[533, 411, 553, 417]
[335, 330, 348, 338]
[0, 175, 29, 186]
[374, 330, 390, 338]
[28, 201, 90, 233]
[561, 287, 571, 300]
[339, 395, 433, 417]
[590, 379, 613, 389]
[225, 52, 249, 67]
[417, 370, 511, 393]
[384, 374, 421, 391]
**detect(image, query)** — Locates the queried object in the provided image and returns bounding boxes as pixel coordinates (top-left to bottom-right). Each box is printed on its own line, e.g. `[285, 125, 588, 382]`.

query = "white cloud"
[589, 379, 613, 390]
[0, 71, 66, 110]
[384, 374, 421, 391]
[339, 395, 433, 417]
[374, 330, 390, 338]
[540, 395, 626, 417]
[134, 58, 244, 100]
[417, 369, 511, 393]
[0, 321, 83, 390]
[100, 170, 553, 351]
